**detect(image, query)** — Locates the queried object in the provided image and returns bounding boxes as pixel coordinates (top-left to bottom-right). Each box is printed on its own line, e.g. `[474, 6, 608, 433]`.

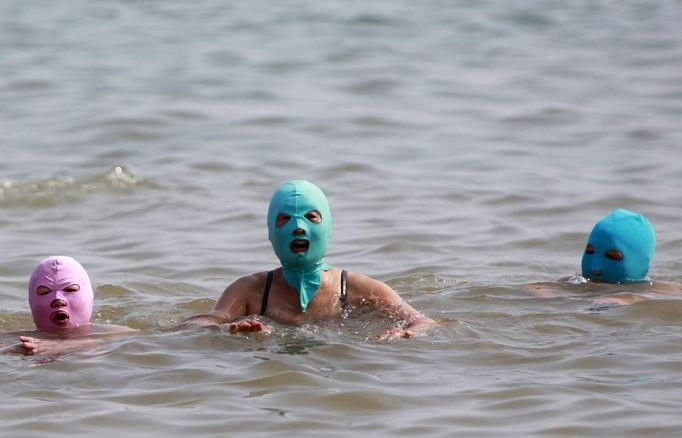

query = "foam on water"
[0, 166, 155, 207]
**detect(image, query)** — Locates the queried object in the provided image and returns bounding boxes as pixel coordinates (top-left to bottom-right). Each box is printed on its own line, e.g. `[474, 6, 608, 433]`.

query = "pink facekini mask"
[28, 256, 94, 331]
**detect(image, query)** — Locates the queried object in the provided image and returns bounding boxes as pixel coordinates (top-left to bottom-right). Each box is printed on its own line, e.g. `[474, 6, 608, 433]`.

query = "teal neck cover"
[581, 209, 655, 283]
[267, 180, 332, 312]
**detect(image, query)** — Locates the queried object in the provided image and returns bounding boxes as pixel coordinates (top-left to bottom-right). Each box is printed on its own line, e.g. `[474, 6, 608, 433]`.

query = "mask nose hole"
[592, 269, 602, 276]
[293, 228, 305, 236]
[51, 299, 67, 308]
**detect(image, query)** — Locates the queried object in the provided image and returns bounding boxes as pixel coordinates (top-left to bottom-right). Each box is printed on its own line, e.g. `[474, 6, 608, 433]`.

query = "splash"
[0, 165, 158, 207]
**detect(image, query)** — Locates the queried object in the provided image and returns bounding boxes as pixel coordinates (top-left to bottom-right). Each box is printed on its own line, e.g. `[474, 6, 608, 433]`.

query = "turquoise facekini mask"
[267, 180, 333, 312]
[581, 209, 655, 284]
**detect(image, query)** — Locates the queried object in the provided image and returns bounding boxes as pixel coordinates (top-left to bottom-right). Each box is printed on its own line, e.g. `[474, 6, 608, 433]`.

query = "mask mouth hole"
[50, 310, 70, 325]
[290, 239, 309, 253]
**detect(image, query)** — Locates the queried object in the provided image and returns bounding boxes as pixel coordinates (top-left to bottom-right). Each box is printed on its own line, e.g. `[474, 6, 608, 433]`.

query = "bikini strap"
[340, 270, 348, 308]
[260, 270, 274, 316]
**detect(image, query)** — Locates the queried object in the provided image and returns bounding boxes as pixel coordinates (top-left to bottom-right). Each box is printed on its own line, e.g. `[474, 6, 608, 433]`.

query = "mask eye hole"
[585, 244, 595, 255]
[36, 285, 52, 296]
[276, 214, 291, 228]
[64, 284, 80, 293]
[605, 250, 624, 261]
[304, 210, 321, 224]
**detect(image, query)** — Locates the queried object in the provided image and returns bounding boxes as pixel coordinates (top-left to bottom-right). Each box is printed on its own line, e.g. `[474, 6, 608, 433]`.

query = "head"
[581, 209, 655, 283]
[28, 256, 94, 331]
[267, 180, 332, 270]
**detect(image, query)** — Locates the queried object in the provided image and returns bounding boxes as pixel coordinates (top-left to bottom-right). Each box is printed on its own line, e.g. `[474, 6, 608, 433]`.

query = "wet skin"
[183, 209, 438, 341]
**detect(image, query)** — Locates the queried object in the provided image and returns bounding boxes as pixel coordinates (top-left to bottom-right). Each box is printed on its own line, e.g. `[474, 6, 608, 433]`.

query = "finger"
[20, 339, 36, 348]
[244, 320, 268, 331]
[242, 321, 258, 331]
[20, 342, 38, 354]
[375, 328, 401, 342]
[374, 330, 390, 341]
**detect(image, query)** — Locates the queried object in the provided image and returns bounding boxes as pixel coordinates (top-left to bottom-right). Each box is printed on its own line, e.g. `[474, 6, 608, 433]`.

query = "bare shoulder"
[345, 271, 437, 336]
[346, 271, 393, 295]
[345, 271, 405, 309]
[213, 271, 270, 316]
[227, 271, 269, 291]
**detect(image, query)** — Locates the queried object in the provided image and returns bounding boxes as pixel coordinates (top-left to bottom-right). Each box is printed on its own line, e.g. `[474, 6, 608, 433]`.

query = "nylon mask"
[267, 180, 332, 312]
[581, 209, 655, 284]
[28, 256, 94, 331]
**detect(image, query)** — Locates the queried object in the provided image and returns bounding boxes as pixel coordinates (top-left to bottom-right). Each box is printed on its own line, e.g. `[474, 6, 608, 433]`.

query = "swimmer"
[4, 256, 135, 355]
[529, 209, 681, 305]
[181, 180, 438, 341]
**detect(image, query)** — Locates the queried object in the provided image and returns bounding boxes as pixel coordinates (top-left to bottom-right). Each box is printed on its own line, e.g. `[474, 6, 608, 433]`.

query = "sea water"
[1, 1, 682, 436]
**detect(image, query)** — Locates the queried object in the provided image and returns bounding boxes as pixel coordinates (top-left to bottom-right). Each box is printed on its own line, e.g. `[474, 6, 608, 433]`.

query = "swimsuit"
[260, 270, 348, 316]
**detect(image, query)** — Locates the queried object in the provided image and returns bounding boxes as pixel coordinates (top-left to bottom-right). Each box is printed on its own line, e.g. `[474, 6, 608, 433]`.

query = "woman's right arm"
[178, 274, 270, 332]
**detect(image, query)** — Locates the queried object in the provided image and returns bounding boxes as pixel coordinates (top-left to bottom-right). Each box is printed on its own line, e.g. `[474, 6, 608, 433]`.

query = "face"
[581, 209, 655, 283]
[28, 256, 94, 331]
[582, 236, 628, 283]
[275, 209, 322, 253]
[267, 180, 332, 269]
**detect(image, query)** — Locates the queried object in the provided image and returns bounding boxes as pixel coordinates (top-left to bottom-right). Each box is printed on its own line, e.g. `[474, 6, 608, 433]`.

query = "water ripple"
[0, 166, 159, 207]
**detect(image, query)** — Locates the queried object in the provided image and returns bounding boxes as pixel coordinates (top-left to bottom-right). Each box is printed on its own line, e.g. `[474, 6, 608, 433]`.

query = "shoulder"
[345, 271, 387, 289]
[345, 271, 396, 302]
[213, 271, 268, 314]
[227, 271, 270, 291]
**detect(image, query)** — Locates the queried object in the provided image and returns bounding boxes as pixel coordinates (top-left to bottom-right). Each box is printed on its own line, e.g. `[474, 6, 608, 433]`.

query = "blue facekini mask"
[267, 180, 333, 312]
[581, 209, 655, 284]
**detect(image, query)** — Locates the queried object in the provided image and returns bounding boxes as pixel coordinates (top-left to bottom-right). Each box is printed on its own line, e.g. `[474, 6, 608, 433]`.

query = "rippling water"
[2, 1, 682, 436]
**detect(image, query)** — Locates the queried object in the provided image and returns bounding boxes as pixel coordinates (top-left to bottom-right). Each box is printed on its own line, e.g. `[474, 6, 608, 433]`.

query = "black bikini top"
[260, 269, 348, 315]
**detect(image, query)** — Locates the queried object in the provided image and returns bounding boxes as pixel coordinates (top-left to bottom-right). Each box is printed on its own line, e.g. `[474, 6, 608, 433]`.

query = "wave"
[0, 165, 160, 207]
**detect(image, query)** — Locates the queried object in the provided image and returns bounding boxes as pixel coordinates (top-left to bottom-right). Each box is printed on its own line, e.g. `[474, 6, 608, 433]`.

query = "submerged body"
[183, 180, 437, 341]
[186, 266, 436, 341]
[4, 323, 136, 356]
[5, 256, 135, 356]
[529, 209, 681, 305]
[530, 276, 682, 305]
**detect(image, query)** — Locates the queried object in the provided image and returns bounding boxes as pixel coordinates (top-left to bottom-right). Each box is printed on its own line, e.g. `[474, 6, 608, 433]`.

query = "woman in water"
[5, 256, 135, 355]
[529, 209, 680, 305]
[182, 180, 438, 341]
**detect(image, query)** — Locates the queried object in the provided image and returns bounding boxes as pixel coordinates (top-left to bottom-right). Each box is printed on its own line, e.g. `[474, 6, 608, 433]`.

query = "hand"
[375, 326, 416, 342]
[226, 319, 271, 334]
[17, 336, 48, 355]
[17, 336, 98, 355]
[375, 317, 439, 342]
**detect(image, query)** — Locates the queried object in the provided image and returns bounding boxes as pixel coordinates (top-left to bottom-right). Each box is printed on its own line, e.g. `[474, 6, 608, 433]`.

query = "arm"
[178, 274, 270, 333]
[592, 281, 682, 307]
[7, 325, 137, 356]
[525, 275, 589, 299]
[347, 273, 439, 342]
[13, 335, 100, 356]
[592, 293, 649, 307]
[525, 283, 559, 299]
